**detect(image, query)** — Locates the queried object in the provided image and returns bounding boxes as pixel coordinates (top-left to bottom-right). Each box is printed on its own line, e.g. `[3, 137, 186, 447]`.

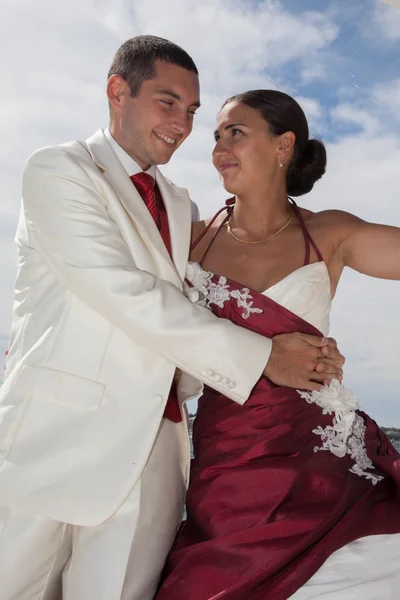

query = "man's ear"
[106, 74, 130, 114]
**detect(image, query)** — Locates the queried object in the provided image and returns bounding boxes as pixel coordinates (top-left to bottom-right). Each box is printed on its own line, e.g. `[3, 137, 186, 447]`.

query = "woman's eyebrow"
[214, 122, 247, 136]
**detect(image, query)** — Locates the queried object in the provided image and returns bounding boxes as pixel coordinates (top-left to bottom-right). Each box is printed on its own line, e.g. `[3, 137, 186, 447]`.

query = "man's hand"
[263, 333, 345, 391]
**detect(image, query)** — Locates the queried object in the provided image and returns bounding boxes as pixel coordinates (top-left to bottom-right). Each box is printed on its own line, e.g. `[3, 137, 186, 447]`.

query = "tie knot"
[130, 172, 155, 195]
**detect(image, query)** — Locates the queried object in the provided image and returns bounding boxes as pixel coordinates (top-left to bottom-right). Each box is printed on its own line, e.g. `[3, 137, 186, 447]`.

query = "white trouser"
[0, 418, 187, 600]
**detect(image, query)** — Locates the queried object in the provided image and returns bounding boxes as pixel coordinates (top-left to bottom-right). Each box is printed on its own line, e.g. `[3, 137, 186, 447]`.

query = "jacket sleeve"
[191, 200, 200, 222]
[22, 146, 272, 405]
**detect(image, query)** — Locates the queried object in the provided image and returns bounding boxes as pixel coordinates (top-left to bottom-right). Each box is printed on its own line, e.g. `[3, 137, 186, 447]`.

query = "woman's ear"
[276, 131, 296, 164]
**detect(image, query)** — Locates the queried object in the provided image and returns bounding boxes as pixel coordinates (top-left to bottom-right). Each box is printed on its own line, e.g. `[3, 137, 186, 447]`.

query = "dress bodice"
[184, 260, 331, 336]
[259, 261, 331, 336]
[187, 197, 331, 336]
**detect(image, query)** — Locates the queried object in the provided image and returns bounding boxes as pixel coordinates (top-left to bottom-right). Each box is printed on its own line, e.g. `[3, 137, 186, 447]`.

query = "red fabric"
[130, 172, 160, 227]
[155, 185, 173, 259]
[156, 273, 400, 599]
[130, 174, 181, 423]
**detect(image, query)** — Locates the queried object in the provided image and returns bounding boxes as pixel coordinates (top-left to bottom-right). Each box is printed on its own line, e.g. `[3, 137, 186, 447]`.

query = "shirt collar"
[104, 128, 156, 179]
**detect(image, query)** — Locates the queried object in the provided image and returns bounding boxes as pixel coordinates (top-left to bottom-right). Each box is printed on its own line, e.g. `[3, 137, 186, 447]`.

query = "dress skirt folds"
[156, 263, 400, 600]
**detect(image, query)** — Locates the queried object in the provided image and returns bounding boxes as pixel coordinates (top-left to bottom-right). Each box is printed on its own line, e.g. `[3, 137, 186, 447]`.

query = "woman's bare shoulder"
[192, 219, 207, 239]
[299, 206, 364, 229]
[191, 215, 221, 241]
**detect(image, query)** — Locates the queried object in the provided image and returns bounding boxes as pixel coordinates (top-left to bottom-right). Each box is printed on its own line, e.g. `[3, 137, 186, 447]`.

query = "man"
[0, 36, 343, 600]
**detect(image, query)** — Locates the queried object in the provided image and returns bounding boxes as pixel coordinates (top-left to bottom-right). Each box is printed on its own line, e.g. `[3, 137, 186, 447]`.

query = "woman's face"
[212, 100, 284, 196]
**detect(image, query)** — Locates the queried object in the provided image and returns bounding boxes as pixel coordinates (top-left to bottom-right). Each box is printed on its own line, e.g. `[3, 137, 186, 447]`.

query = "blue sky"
[1, 0, 400, 425]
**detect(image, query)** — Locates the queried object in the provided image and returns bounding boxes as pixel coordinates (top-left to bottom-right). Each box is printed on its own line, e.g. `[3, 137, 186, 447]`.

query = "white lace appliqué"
[298, 380, 384, 485]
[184, 262, 263, 320]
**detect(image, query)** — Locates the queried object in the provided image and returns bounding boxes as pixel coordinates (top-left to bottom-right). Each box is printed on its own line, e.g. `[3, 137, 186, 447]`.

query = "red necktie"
[130, 172, 160, 228]
[130, 172, 182, 423]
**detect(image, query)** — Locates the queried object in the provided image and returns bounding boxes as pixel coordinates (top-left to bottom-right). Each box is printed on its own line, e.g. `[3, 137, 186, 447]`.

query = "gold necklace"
[227, 209, 294, 245]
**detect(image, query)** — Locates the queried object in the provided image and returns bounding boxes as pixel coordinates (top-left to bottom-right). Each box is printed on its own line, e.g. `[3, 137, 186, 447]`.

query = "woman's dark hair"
[222, 90, 326, 196]
[108, 35, 198, 98]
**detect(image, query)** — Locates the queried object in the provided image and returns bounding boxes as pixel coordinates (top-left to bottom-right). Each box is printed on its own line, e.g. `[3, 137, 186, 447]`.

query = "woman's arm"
[336, 212, 400, 280]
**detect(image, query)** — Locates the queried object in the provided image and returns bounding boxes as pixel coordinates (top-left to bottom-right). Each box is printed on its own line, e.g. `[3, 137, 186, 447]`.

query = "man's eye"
[160, 100, 174, 107]
[214, 134, 220, 142]
[189, 110, 197, 116]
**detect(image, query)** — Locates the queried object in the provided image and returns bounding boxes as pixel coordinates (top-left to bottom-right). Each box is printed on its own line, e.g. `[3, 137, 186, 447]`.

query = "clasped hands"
[264, 333, 345, 391]
[4, 334, 344, 392]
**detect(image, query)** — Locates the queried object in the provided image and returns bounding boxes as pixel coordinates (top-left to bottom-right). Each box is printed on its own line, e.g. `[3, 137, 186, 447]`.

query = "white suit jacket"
[0, 129, 271, 526]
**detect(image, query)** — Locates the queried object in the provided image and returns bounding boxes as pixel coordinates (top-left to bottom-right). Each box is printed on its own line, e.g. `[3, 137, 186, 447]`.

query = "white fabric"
[289, 534, 400, 599]
[0, 418, 187, 600]
[263, 261, 331, 336]
[0, 129, 272, 526]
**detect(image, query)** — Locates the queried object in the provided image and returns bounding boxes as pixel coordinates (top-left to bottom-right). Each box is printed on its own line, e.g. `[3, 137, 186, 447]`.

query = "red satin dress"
[156, 200, 400, 600]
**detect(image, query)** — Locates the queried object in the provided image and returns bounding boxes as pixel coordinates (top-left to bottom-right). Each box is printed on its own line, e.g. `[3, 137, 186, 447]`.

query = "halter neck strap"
[289, 199, 323, 264]
[191, 196, 323, 267]
[191, 198, 234, 267]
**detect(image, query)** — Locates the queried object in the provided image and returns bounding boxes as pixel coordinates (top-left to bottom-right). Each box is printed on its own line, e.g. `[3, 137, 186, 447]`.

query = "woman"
[156, 90, 400, 599]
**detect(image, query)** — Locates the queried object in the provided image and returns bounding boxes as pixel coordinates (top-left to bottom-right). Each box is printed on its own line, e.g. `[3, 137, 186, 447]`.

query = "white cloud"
[373, 78, 400, 118]
[371, 0, 400, 43]
[125, 0, 339, 80]
[308, 120, 400, 223]
[330, 103, 381, 135]
[295, 96, 324, 131]
[300, 62, 327, 85]
[378, 0, 400, 10]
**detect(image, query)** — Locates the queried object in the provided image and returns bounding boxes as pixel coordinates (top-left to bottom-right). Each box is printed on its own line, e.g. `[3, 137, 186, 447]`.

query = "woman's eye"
[231, 128, 242, 136]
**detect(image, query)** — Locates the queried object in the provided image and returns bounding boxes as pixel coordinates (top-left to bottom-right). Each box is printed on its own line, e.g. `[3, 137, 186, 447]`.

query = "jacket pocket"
[15, 364, 105, 411]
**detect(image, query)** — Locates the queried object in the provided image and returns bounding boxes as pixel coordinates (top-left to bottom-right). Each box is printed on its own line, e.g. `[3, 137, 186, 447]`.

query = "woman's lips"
[219, 163, 238, 172]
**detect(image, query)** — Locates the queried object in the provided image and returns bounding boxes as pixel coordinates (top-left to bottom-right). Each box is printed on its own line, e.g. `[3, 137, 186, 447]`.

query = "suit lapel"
[155, 169, 192, 282]
[85, 130, 190, 286]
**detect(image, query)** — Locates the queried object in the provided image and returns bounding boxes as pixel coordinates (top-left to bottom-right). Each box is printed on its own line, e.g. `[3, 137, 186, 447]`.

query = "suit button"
[221, 377, 230, 385]
[206, 369, 215, 378]
[213, 375, 222, 383]
[227, 382, 236, 390]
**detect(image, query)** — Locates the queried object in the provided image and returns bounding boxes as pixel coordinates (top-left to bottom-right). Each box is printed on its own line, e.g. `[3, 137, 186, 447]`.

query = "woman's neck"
[231, 188, 292, 240]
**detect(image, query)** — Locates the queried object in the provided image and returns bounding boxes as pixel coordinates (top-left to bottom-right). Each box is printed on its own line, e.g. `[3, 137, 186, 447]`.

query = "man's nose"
[171, 111, 192, 136]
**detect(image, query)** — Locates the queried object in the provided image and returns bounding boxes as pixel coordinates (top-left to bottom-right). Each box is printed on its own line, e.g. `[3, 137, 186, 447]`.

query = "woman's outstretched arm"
[333, 212, 400, 280]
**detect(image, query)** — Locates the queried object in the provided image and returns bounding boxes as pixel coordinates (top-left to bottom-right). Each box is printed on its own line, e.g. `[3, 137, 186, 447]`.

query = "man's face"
[108, 60, 200, 169]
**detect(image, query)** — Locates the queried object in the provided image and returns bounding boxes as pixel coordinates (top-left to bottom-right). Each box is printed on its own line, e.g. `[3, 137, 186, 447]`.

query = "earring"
[279, 161, 284, 168]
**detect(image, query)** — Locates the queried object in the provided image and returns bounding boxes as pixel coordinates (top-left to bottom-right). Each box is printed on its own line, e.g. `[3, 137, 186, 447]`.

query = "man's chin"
[153, 150, 177, 165]
[155, 157, 171, 165]
[151, 137, 179, 165]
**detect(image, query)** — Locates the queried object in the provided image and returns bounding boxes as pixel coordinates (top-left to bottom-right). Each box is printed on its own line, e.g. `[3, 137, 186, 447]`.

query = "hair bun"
[287, 138, 327, 197]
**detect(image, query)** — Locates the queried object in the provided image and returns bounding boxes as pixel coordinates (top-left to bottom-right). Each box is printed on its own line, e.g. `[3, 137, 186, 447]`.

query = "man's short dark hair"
[108, 35, 199, 97]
